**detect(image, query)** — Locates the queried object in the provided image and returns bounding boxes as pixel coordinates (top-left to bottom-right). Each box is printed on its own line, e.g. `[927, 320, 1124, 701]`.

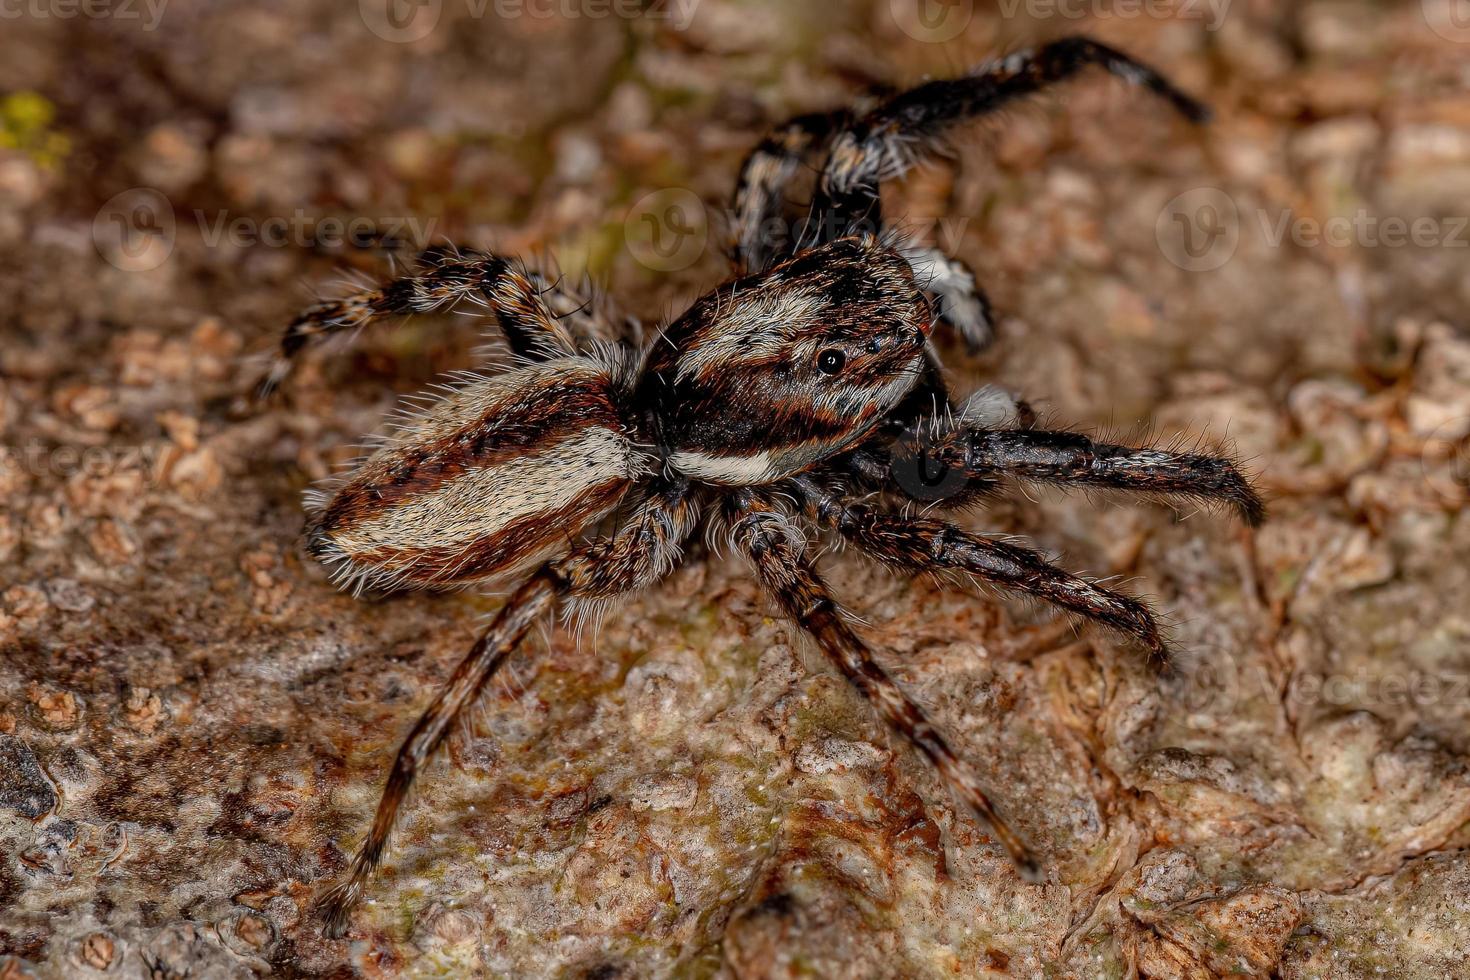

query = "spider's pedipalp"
[727, 494, 1041, 880]
[898, 243, 995, 351]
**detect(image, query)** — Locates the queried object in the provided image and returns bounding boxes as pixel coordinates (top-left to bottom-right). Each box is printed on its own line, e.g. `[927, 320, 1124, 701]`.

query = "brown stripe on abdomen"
[319, 363, 626, 531]
[338, 475, 631, 589]
[307, 358, 646, 593]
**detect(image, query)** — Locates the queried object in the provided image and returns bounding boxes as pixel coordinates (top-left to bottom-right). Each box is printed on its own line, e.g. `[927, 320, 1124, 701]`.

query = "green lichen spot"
[0, 92, 70, 169]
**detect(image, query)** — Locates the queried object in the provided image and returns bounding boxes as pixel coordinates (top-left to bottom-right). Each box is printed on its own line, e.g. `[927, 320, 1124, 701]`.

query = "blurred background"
[3, 1, 1470, 977]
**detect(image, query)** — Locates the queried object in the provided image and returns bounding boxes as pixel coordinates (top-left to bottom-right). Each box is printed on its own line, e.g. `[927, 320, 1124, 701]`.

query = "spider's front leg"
[915, 424, 1267, 527]
[317, 486, 700, 936]
[845, 399, 1262, 527]
[726, 493, 1041, 880]
[813, 36, 1208, 238]
[262, 246, 577, 395]
[729, 110, 847, 275]
[788, 476, 1169, 664]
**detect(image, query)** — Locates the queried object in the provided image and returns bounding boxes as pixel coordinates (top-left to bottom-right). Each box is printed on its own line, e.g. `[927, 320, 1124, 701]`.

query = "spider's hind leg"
[317, 486, 700, 937]
[262, 247, 576, 396]
[318, 568, 561, 937]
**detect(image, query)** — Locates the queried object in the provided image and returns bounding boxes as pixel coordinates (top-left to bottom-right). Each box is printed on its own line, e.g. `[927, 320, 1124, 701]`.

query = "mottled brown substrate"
[2, 1, 1470, 977]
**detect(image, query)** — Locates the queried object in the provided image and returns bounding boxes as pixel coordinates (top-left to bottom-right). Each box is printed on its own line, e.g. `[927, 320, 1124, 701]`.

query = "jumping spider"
[265, 37, 1264, 937]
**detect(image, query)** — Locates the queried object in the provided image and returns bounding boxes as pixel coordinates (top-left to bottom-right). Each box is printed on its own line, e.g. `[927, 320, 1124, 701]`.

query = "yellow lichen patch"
[0, 92, 69, 169]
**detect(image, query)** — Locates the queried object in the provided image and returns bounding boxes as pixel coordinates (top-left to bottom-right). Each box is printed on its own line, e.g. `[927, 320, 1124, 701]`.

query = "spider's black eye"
[817, 349, 846, 375]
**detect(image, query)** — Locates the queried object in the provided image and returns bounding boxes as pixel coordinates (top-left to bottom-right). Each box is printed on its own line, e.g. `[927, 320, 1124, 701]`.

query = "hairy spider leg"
[317, 487, 700, 936]
[729, 108, 995, 349]
[728, 495, 1041, 880]
[318, 569, 559, 938]
[750, 37, 1210, 350]
[729, 110, 848, 275]
[901, 425, 1266, 527]
[812, 36, 1209, 241]
[789, 476, 1169, 664]
[262, 248, 576, 396]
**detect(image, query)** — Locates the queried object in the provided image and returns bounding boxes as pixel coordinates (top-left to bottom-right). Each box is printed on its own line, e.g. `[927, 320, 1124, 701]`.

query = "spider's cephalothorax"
[266, 37, 1265, 937]
[636, 236, 931, 484]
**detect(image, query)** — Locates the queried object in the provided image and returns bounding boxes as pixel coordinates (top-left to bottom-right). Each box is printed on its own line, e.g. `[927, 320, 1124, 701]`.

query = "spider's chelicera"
[265, 37, 1264, 937]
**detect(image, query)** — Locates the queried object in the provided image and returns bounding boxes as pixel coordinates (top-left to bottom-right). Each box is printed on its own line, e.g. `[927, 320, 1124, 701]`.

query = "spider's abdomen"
[306, 357, 646, 593]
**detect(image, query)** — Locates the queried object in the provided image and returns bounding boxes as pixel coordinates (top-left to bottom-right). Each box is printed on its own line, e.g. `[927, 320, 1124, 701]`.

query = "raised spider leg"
[726, 494, 1040, 880]
[318, 488, 700, 936]
[262, 247, 576, 396]
[728, 111, 995, 347]
[813, 36, 1209, 240]
[787, 476, 1169, 664]
[793, 37, 1206, 351]
[729, 111, 847, 275]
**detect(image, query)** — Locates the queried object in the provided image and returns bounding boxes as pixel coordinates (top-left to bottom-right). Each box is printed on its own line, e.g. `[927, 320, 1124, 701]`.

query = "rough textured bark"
[2, 2, 1469, 977]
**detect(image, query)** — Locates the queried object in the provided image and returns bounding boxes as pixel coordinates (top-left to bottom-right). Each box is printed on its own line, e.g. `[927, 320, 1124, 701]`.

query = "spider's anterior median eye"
[817, 349, 847, 375]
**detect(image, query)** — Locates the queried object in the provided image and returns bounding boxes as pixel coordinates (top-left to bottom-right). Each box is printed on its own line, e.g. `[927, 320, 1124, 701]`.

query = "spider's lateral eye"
[817, 349, 846, 375]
